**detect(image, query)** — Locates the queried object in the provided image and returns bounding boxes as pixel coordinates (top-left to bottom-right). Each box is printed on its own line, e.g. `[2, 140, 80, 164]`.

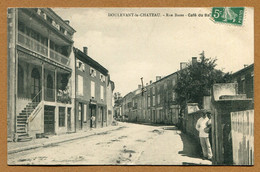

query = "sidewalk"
[8, 124, 122, 154]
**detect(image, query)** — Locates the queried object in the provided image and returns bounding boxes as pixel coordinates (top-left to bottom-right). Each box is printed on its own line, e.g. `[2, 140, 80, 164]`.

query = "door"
[44, 106, 55, 134]
[153, 110, 156, 123]
[78, 103, 83, 130]
[101, 107, 104, 127]
[67, 108, 71, 132]
[31, 68, 41, 102]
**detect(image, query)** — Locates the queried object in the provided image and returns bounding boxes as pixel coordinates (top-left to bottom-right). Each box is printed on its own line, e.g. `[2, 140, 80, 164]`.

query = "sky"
[53, 8, 254, 96]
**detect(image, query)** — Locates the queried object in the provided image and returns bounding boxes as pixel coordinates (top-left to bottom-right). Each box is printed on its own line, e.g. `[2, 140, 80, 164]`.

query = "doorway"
[78, 103, 83, 130]
[44, 106, 55, 134]
[67, 108, 71, 132]
[90, 105, 96, 128]
[31, 68, 41, 102]
[100, 107, 104, 127]
[153, 110, 156, 123]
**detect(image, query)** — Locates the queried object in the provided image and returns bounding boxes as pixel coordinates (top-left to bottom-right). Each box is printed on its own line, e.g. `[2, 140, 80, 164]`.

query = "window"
[59, 107, 65, 127]
[152, 87, 155, 95]
[148, 97, 150, 107]
[153, 96, 155, 106]
[76, 60, 85, 71]
[91, 81, 95, 98]
[172, 92, 176, 100]
[158, 94, 160, 104]
[100, 85, 104, 100]
[100, 74, 105, 82]
[172, 78, 176, 86]
[77, 75, 83, 96]
[90, 68, 96, 77]
[164, 83, 167, 90]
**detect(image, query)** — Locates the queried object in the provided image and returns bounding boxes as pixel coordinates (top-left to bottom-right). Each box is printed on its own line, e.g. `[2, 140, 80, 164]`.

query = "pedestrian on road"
[195, 110, 213, 160]
[91, 115, 96, 128]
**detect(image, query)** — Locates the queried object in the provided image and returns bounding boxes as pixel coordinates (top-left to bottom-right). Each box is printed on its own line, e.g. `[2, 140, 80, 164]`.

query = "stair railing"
[25, 89, 42, 133]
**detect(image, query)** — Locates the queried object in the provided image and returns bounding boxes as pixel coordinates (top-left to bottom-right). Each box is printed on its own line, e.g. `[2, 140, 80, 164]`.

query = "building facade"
[8, 8, 76, 141]
[73, 47, 114, 131]
[231, 64, 254, 99]
[120, 71, 180, 125]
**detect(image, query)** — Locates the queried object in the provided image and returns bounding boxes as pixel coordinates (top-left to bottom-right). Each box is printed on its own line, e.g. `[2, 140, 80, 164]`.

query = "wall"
[106, 81, 114, 126]
[184, 110, 203, 143]
[75, 60, 107, 104]
[28, 104, 44, 138]
[212, 83, 238, 101]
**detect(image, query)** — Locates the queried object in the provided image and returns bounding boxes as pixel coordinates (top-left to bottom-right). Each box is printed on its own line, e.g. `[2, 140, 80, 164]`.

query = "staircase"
[15, 101, 40, 142]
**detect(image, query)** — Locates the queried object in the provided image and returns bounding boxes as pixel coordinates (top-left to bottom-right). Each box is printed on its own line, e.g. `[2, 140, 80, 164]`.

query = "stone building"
[73, 47, 114, 131]
[120, 68, 181, 125]
[8, 8, 76, 141]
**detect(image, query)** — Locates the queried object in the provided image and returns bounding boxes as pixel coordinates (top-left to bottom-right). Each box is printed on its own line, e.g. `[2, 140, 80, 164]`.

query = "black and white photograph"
[7, 7, 254, 165]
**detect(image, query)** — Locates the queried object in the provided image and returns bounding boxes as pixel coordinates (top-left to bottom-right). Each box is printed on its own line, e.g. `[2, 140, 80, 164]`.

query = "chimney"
[138, 84, 142, 89]
[192, 57, 197, 65]
[244, 64, 249, 68]
[64, 20, 70, 25]
[156, 76, 161, 81]
[83, 47, 88, 55]
[150, 80, 153, 84]
[146, 83, 148, 86]
[180, 62, 188, 70]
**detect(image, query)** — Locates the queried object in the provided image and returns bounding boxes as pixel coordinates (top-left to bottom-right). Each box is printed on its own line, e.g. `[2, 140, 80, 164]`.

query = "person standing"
[91, 115, 96, 128]
[196, 111, 213, 160]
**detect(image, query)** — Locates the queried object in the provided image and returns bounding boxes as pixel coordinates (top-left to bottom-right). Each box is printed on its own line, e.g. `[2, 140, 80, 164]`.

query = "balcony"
[17, 31, 70, 67]
[50, 49, 70, 66]
[18, 31, 48, 56]
[44, 87, 71, 104]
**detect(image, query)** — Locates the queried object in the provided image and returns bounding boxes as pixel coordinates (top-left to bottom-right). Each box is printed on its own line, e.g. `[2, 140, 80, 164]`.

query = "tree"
[174, 51, 231, 114]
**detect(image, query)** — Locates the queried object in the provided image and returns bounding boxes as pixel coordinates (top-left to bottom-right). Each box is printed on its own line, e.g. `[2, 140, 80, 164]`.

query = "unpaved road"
[8, 122, 212, 165]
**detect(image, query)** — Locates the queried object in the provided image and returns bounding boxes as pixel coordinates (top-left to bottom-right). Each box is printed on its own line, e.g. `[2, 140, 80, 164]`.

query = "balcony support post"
[41, 62, 45, 101]
[55, 68, 57, 102]
[47, 30, 50, 58]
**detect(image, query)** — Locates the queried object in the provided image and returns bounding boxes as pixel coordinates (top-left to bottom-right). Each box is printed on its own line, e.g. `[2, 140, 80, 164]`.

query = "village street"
[8, 122, 212, 165]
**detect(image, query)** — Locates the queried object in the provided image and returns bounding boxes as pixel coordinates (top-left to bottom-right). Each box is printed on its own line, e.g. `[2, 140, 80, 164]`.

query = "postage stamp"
[211, 7, 244, 26]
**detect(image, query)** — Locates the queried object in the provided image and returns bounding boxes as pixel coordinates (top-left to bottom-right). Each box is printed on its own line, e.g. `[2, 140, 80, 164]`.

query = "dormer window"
[43, 13, 47, 20]
[76, 60, 85, 72]
[90, 68, 96, 77]
[37, 9, 41, 15]
[100, 74, 105, 82]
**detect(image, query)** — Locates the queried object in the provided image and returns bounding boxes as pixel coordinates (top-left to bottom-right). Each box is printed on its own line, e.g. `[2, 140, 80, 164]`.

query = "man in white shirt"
[196, 111, 213, 160]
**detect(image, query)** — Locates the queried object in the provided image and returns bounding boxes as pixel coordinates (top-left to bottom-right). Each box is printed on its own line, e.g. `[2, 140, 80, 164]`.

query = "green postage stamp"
[211, 7, 244, 26]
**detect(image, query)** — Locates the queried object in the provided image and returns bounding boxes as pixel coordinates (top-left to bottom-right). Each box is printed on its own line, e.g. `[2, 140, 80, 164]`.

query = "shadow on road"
[178, 131, 202, 159]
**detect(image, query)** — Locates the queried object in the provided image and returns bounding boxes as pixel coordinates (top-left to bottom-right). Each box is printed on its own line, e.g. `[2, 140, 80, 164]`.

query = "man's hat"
[201, 109, 211, 114]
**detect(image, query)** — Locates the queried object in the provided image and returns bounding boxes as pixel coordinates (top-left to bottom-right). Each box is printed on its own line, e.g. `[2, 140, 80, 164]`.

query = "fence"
[231, 110, 254, 165]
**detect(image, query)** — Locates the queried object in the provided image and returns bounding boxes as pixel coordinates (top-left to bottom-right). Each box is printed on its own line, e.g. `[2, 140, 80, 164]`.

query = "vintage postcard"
[7, 7, 254, 165]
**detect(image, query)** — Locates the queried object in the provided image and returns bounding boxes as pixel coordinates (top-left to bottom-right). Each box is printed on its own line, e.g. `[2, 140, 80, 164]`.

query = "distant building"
[119, 59, 192, 124]
[231, 64, 254, 99]
[8, 8, 76, 141]
[73, 47, 114, 131]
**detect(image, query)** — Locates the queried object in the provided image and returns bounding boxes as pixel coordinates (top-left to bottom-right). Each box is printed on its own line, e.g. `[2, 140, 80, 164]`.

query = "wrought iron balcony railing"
[18, 31, 71, 67]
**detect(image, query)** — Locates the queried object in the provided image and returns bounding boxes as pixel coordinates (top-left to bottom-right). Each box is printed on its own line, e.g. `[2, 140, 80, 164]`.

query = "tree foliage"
[174, 51, 231, 112]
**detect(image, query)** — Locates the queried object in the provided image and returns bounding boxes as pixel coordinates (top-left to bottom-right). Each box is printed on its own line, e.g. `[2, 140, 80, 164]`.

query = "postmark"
[211, 7, 244, 26]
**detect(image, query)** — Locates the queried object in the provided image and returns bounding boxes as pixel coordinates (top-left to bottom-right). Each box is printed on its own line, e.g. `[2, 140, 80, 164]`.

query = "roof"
[232, 63, 254, 77]
[73, 47, 109, 75]
[47, 8, 76, 33]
